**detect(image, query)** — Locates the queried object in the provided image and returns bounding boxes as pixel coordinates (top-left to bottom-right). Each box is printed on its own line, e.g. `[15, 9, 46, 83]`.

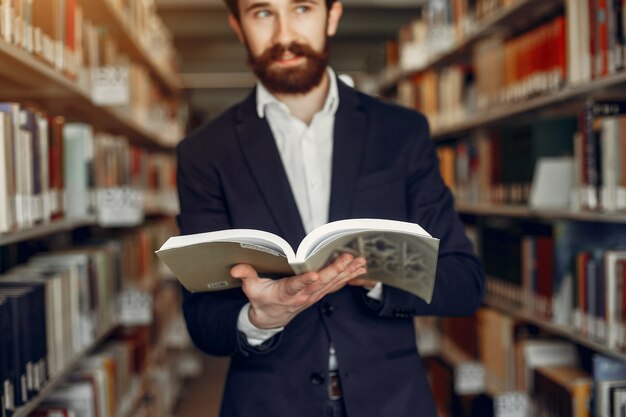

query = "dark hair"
[224, 0, 337, 19]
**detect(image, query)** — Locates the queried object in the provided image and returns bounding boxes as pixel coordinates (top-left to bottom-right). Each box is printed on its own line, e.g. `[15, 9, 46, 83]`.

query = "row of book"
[29, 329, 150, 417]
[0, 218, 179, 415]
[396, 2, 626, 131]
[0, 103, 178, 234]
[397, 15, 567, 129]
[422, 309, 626, 417]
[436, 101, 626, 212]
[481, 220, 626, 352]
[390, 0, 517, 71]
[106, 0, 178, 76]
[0, 0, 185, 144]
[437, 117, 576, 206]
[23, 270, 199, 417]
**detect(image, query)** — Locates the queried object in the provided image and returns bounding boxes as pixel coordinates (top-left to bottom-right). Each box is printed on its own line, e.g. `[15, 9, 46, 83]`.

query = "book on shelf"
[517, 339, 579, 392]
[532, 365, 592, 417]
[157, 218, 440, 302]
[592, 354, 626, 417]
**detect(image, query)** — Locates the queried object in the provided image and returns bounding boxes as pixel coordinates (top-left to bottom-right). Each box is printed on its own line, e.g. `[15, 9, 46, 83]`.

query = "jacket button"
[322, 302, 334, 316]
[310, 373, 324, 385]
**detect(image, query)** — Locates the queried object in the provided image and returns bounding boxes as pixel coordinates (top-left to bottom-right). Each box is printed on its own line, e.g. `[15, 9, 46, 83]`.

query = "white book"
[0, 114, 11, 232]
[605, 251, 626, 349]
[157, 218, 440, 303]
[600, 118, 620, 211]
[43, 382, 97, 417]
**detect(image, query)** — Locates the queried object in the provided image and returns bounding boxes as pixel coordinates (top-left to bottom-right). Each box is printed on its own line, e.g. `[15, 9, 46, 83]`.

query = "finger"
[311, 258, 367, 299]
[348, 278, 377, 288]
[329, 266, 368, 293]
[283, 272, 319, 297]
[230, 264, 259, 281]
[317, 254, 355, 284]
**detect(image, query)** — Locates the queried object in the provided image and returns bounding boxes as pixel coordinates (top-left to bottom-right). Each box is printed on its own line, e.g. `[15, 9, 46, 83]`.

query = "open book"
[156, 218, 440, 303]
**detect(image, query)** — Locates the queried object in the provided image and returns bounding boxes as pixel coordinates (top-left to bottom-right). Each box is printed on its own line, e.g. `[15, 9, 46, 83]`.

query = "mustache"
[262, 42, 318, 61]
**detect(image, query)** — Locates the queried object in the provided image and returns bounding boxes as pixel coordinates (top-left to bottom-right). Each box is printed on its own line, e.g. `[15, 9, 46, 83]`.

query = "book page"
[299, 229, 439, 303]
[296, 218, 430, 260]
[159, 229, 295, 259]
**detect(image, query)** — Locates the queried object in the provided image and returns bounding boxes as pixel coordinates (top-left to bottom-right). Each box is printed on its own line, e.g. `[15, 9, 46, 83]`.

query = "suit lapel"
[328, 81, 367, 222]
[235, 90, 307, 247]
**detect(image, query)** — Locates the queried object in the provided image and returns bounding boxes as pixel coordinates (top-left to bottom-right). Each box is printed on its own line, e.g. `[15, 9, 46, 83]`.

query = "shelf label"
[92, 66, 130, 105]
[118, 288, 153, 326]
[495, 392, 529, 417]
[454, 362, 485, 395]
[96, 187, 144, 227]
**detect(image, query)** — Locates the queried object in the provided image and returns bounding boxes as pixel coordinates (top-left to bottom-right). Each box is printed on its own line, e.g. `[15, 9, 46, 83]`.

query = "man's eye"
[255, 9, 271, 18]
[294, 5, 310, 14]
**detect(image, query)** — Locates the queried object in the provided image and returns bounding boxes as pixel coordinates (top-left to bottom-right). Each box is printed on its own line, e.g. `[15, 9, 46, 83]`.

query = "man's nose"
[273, 14, 297, 46]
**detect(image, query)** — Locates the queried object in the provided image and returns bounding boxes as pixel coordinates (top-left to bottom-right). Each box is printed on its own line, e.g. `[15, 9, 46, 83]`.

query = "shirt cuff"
[366, 282, 383, 300]
[237, 303, 284, 346]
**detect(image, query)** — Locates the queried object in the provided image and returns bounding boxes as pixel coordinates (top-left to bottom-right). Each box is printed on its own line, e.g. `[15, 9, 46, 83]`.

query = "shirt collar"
[256, 67, 340, 119]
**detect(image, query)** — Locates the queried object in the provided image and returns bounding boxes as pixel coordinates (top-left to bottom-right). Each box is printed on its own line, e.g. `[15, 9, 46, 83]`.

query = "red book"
[554, 16, 567, 84]
[598, 0, 609, 76]
[47, 115, 65, 219]
[590, 0, 599, 78]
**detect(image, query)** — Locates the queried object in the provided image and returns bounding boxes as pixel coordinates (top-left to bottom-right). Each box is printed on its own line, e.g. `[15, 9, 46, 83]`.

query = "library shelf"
[77, 0, 182, 94]
[12, 322, 120, 417]
[484, 294, 626, 363]
[431, 71, 626, 139]
[0, 216, 98, 247]
[436, 337, 502, 396]
[0, 39, 174, 150]
[115, 375, 148, 417]
[456, 203, 626, 223]
[376, 0, 562, 93]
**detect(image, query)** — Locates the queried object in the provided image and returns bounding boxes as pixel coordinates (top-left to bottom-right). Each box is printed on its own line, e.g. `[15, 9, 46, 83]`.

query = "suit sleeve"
[176, 140, 255, 357]
[358, 113, 485, 318]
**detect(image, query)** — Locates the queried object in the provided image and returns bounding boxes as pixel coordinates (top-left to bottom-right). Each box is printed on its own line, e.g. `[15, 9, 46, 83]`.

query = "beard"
[247, 40, 329, 95]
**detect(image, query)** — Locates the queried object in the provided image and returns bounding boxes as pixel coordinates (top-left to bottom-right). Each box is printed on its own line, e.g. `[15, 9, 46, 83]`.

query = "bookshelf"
[0, 39, 174, 150]
[377, 0, 562, 93]
[484, 294, 626, 363]
[77, 0, 181, 93]
[381, 0, 626, 413]
[0, 2, 190, 417]
[11, 322, 120, 417]
[431, 71, 626, 139]
[0, 216, 97, 246]
[457, 203, 626, 223]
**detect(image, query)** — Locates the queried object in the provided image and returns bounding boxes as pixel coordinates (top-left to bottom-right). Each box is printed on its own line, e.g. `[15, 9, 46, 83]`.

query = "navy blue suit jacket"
[176, 79, 484, 417]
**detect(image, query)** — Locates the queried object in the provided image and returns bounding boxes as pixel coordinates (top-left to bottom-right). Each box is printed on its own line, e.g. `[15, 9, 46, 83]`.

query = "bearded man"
[176, 1, 485, 416]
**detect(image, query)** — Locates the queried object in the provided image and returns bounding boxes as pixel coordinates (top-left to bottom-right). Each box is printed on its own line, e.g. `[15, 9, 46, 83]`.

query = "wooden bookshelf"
[0, 217, 98, 247]
[377, 0, 562, 93]
[12, 322, 120, 417]
[78, 0, 181, 94]
[484, 294, 626, 363]
[456, 203, 626, 223]
[431, 71, 626, 139]
[0, 39, 174, 150]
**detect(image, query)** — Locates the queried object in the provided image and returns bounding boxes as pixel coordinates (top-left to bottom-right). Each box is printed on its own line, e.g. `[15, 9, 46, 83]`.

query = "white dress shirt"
[237, 68, 382, 370]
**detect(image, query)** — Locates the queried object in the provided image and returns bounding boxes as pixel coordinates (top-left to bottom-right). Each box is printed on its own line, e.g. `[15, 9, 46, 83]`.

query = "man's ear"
[326, 1, 343, 37]
[228, 14, 245, 43]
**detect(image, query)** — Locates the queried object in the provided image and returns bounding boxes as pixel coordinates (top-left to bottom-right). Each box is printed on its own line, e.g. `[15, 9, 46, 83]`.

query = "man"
[176, 0, 484, 416]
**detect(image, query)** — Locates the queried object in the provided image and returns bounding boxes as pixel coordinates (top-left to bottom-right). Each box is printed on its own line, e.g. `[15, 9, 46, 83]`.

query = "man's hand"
[231, 254, 367, 329]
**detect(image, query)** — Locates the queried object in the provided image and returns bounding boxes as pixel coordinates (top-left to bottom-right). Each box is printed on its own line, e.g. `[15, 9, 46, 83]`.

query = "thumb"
[230, 264, 259, 282]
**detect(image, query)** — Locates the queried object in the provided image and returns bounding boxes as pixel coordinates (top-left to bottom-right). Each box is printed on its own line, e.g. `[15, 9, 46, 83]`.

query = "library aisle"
[5, 0, 626, 416]
[174, 356, 228, 417]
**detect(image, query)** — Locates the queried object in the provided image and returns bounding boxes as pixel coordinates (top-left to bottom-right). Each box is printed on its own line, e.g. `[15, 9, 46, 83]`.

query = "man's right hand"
[230, 254, 367, 329]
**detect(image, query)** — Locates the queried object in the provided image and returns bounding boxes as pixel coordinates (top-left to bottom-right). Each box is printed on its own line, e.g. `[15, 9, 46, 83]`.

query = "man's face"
[230, 0, 342, 94]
